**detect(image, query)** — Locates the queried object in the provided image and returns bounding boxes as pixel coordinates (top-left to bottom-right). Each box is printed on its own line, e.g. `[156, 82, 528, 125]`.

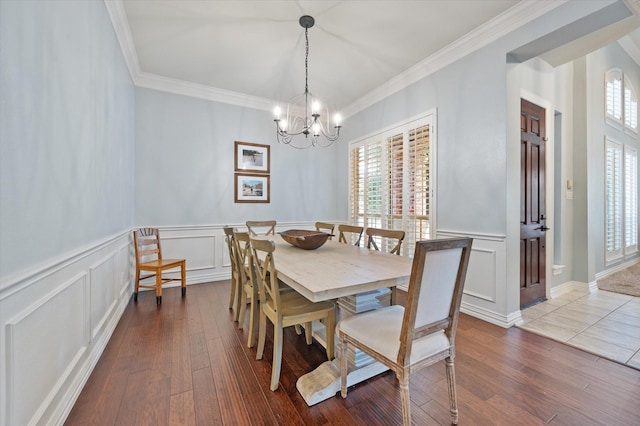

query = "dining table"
[268, 234, 413, 406]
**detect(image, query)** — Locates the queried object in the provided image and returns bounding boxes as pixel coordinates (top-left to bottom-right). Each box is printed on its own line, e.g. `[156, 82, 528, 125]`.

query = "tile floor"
[518, 289, 640, 370]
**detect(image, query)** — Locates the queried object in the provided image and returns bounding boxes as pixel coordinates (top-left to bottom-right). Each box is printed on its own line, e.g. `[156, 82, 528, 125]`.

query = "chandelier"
[273, 15, 342, 149]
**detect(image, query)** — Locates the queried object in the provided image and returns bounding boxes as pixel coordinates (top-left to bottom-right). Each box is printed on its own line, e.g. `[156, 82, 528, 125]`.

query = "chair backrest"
[337, 224, 364, 246]
[398, 237, 472, 366]
[365, 227, 405, 255]
[134, 228, 163, 264]
[246, 220, 277, 236]
[250, 237, 282, 313]
[315, 221, 335, 238]
[233, 231, 253, 287]
[223, 226, 236, 269]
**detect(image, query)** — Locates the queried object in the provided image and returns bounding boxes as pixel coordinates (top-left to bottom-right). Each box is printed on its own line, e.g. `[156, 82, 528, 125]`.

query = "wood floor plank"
[191, 367, 223, 425]
[64, 282, 640, 425]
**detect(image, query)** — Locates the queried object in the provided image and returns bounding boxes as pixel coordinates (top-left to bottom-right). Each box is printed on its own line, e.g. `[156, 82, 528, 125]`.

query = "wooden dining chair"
[337, 224, 364, 246]
[133, 227, 186, 305]
[233, 231, 261, 347]
[315, 221, 335, 239]
[250, 237, 337, 391]
[223, 226, 242, 321]
[236, 232, 305, 347]
[366, 227, 405, 255]
[246, 220, 276, 236]
[338, 237, 473, 425]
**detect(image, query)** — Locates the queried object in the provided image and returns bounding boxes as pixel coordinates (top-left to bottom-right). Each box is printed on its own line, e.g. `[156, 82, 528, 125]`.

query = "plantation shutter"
[624, 77, 638, 131]
[349, 113, 433, 258]
[624, 146, 638, 254]
[606, 139, 623, 261]
[366, 140, 383, 229]
[606, 69, 623, 122]
[407, 125, 430, 256]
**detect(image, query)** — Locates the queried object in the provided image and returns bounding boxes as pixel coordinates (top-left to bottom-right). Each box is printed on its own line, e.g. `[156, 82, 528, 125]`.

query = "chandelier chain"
[305, 27, 309, 95]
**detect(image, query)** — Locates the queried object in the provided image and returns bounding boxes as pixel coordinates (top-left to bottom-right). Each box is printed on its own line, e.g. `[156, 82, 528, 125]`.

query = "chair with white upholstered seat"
[338, 237, 473, 425]
[251, 237, 336, 391]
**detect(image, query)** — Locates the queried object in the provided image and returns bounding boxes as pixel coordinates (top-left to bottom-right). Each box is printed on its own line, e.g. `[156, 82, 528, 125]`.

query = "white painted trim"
[461, 301, 522, 328]
[0, 230, 131, 298]
[596, 256, 640, 279]
[52, 290, 130, 426]
[103, 0, 140, 81]
[104, 0, 566, 118]
[436, 229, 506, 241]
[549, 280, 591, 298]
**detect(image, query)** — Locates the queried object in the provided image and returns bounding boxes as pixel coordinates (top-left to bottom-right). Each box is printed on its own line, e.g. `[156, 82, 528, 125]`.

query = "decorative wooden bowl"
[279, 229, 331, 250]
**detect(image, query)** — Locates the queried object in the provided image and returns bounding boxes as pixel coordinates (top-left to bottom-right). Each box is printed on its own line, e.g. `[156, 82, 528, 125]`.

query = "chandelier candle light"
[273, 15, 342, 148]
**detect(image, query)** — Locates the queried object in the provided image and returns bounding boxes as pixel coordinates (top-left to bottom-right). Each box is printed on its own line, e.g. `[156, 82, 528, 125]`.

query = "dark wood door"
[520, 99, 548, 308]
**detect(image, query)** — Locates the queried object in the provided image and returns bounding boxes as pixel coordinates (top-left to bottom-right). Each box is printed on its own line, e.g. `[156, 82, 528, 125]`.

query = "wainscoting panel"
[437, 230, 513, 327]
[90, 250, 119, 340]
[5, 273, 87, 426]
[0, 231, 131, 426]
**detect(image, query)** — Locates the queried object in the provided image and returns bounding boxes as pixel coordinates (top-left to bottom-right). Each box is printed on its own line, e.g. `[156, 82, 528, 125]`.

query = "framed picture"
[235, 141, 270, 173]
[235, 173, 270, 203]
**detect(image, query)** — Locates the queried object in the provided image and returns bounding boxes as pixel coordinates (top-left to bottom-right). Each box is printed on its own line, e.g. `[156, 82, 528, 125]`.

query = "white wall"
[0, 1, 135, 425]
[134, 88, 343, 226]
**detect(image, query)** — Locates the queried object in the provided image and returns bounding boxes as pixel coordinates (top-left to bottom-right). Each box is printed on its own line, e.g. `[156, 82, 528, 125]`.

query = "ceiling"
[113, 0, 640, 117]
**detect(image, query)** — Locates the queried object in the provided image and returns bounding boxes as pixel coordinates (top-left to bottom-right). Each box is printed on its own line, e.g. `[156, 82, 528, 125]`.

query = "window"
[624, 146, 638, 254]
[606, 69, 623, 123]
[605, 68, 637, 132]
[605, 138, 638, 262]
[624, 76, 638, 132]
[349, 113, 434, 257]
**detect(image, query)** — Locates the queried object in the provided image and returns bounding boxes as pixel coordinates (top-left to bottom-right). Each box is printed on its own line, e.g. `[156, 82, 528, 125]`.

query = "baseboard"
[460, 301, 522, 328]
[549, 280, 592, 298]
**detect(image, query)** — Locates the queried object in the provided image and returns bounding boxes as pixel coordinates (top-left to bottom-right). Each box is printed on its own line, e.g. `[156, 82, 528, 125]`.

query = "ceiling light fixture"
[273, 15, 342, 149]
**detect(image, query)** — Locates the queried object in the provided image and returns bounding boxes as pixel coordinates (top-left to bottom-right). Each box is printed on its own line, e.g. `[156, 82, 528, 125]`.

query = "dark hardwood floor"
[65, 281, 640, 425]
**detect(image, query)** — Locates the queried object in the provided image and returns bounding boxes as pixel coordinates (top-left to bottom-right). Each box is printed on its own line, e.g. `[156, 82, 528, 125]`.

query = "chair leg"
[304, 322, 313, 345]
[233, 276, 242, 322]
[399, 374, 411, 426]
[228, 275, 236, 310]
[238, 286, 248, 329]
[294, 324, 302, 335]
[271, 323, 283, 391]
[445, 356, 459, 425]
[134, 268, 140, 302]
[247, 292, 259, 348]
[340, 333, 348, 398]
[155, 270, 163, 305]
[256, 311, 267, 360]
[181, 261, 186, 297]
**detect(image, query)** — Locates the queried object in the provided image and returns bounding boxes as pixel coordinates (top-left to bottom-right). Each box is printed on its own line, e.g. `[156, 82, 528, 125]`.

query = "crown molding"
[341, 0, 567, 118]
[104, 0, 140, 81]
[135, 72, 276, 111]
[619, 35, 640, 66]
[105, 0, 566, 117]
